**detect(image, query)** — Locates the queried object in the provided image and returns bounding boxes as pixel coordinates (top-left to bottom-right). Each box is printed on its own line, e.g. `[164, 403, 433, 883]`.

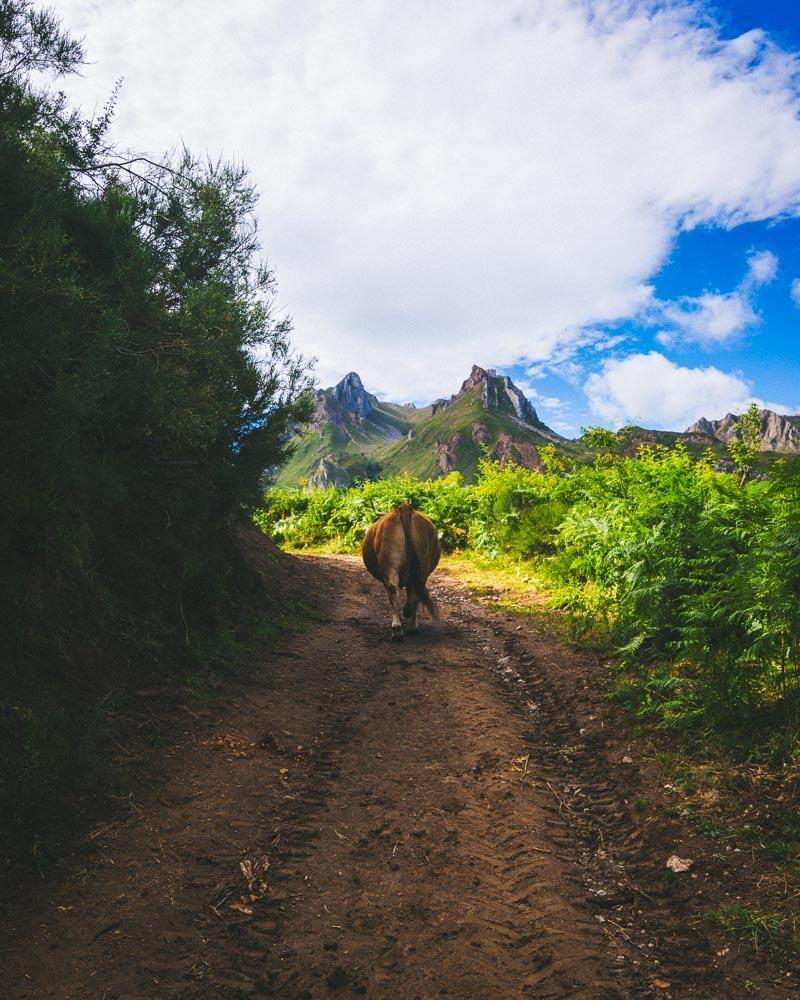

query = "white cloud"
[791, 277, 800, 307]
[52, 1, 800, 400]
[516, 383, 564, 411]
[656, 291, 758, 346]
[653, 249, 778, 347]
[584, 351, 792, 429]
[746, 249, 779, 284]
[594, 334, 629, 352]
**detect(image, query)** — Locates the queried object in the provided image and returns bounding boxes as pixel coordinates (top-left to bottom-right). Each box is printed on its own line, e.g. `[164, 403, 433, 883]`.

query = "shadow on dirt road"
[3, 554, 796, 998]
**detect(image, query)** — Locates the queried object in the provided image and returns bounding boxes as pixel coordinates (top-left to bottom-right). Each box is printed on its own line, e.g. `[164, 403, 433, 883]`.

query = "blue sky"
[716, 0, 800, 47]
[509, 210, 800, 436]
[54, 0, 800, 436]
[506, 0, 800, 434]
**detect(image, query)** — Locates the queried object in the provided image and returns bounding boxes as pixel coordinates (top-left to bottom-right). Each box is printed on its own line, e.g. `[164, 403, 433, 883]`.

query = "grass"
[708, 903, 798, 956]
[437, 551, 571, 639]
[431, 550, 800, 959]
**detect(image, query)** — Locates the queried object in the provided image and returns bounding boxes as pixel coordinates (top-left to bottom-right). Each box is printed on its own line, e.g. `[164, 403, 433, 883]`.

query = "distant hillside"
[275, 366, 574, 487]
[275, 374, 800, 489]
[687, 409, 800, 454]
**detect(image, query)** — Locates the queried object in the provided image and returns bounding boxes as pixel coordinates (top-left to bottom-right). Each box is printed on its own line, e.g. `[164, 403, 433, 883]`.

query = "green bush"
[552, 444, 799, 722]
[254, 473, 478, 552]
[256, 443, 800, 732]
[0, 1, 311, 665]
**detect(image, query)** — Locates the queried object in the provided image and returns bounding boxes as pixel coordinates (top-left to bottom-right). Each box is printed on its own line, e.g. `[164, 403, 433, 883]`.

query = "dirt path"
[3, 554, 797, 999]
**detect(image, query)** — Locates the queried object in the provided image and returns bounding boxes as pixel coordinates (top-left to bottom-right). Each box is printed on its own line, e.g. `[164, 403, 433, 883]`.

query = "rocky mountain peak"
[458, 364, 496, 394]
[448, 364, 540, 427]
[277, 365, 570, 488]
[305, 454, 350, 488]
[331, 372, 373, 419]
[686, 408, 800, 454]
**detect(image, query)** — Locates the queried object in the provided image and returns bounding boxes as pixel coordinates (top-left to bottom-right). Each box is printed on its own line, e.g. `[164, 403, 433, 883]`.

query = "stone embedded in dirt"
[259, 730, 284, 752]
[665, 855, 693, 873]
[325, 965, 349, 989]
[214, 978, 254, 995]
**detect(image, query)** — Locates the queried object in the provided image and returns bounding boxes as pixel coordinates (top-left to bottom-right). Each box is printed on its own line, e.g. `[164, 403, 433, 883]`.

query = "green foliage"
[553, 444, 800, 724]
[257, 443, 800, 735]
[254, 473, 477, 552]
[470, 458, 568, 558]
[609, 667, 705, 730]
[580, 425, 621, 455]
[0, 1, 312, 664]
[729, 402, 762, 484]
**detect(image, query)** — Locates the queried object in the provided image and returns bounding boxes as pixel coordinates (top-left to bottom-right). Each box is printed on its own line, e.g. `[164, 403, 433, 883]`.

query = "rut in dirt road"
[5, 553, 777, 999]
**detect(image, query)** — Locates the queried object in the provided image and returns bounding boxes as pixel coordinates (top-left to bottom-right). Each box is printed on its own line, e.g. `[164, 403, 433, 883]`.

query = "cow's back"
[362, 504, 441, 633]
[362, 506, 439, 584]
[409, 509, 440, 579]
[362, 510, 405, 581]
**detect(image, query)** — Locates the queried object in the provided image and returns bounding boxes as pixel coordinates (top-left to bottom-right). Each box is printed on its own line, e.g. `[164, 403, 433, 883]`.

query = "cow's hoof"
[391, 626, 404, 642]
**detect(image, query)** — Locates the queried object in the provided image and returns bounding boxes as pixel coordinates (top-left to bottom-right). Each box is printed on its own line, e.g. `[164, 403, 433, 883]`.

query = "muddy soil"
[2, 554, 797, 999]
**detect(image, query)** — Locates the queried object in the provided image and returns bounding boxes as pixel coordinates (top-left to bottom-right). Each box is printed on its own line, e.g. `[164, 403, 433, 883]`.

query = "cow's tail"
[399, 505, 438, 619]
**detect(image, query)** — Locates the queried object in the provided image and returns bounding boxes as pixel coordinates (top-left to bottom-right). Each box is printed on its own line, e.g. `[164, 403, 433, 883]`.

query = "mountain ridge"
[275, 365, 567, 487]
[686, 409, 800, 454]
[274, 369, 800, 488]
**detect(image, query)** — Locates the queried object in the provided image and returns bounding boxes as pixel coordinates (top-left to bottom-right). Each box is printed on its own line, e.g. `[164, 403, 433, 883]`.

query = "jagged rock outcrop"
[313, 372, 374, 429]
[331, 371, 372, 419]
[686, 409, 800, 453]
[462, 365, 540, 424]
[308, 454, 350, 488]
[434, 432, 464, 474]
[491, 434, 544, 471]
[432, 365, 542, 426]
[471, 423, 492, 446]
[687, 416, 716, 437]
[434, 426, 544, 473]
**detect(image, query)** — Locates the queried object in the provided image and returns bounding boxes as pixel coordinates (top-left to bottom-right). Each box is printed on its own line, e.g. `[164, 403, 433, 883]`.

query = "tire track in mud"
[437, 578, 745, 998]
[201, 559, 639, 1000]
[4, 553, 794, 999]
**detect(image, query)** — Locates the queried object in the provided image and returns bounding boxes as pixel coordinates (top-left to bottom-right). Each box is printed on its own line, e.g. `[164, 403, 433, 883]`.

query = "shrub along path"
[3, 552, 797, 998]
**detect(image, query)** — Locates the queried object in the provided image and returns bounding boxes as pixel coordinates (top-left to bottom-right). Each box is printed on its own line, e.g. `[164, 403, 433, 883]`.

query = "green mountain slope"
[274, 366, 572, 487]
[379, 384, 573, 480]
[274, 368, 798, 488]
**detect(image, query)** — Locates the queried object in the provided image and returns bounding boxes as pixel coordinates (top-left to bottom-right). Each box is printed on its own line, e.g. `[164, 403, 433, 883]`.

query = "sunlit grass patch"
[708, 903, 798, 956]
[437, 552, 571, 638]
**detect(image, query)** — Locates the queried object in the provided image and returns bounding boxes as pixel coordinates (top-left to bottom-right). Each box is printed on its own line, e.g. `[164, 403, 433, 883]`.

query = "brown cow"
[362, 502, 441, 641]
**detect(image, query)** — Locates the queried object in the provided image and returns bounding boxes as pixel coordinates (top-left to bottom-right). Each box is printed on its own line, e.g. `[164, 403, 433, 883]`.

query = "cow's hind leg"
[402, 589, 419, 634]
[385, 574, 404, 641]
